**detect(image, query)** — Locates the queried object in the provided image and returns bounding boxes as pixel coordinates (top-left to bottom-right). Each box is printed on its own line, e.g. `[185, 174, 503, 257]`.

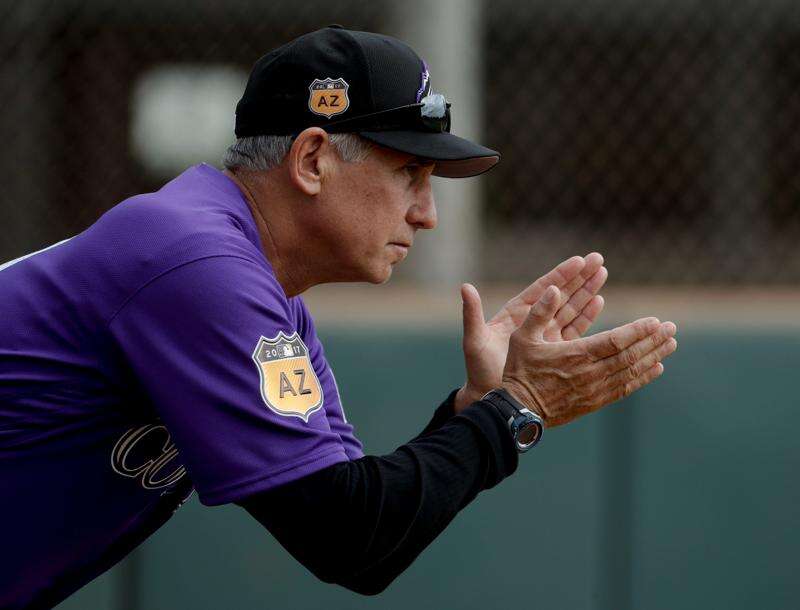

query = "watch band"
[482, 388, 522, 419]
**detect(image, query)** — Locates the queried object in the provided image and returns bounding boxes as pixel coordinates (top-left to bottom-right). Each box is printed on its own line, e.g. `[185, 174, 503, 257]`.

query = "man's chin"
[339, 258, 396, 285]
[374, 265, 394, 285]
[364, 262, 395, 285]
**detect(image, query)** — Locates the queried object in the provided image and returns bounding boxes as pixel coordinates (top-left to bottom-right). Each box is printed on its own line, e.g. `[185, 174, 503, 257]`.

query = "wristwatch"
[481, 388, 544, 453]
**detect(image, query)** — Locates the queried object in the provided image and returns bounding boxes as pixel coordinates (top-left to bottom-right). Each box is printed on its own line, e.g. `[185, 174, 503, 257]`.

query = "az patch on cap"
[308, 77, 350, 118]
[252, 332, 323, 422]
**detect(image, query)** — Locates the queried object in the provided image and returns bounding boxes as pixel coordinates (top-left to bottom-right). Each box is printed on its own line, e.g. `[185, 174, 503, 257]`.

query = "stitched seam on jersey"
[106, 254, 266, 327]
[201, 448, 349, 504]
[194, 165, 265, 253]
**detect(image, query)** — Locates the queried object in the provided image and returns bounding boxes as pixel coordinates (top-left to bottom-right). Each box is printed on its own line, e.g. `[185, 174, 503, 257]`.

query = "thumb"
[461, 283, 486, 343]
[521, 285, 560, 339]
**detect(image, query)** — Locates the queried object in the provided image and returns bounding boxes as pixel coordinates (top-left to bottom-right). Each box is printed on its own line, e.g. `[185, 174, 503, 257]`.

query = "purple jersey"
[0, 164, 363, 609]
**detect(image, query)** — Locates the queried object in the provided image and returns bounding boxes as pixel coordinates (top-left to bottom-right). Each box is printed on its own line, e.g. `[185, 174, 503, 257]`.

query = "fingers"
[461, 283, 486, 342]
[554, 266, 608, 331]
[520, 285, 561, 339]
[592, 323, 676, 410]
[549, 360, 666, 426]
[604, 333, 677, 386]
[580, 317, 661, 359]
[561, 295, 604, 340]
[604, 362, 665, 405]
[558, 253, 604, 302]
[599, 321, 676, 375]
[582, 251, 604, 273]
[497, 253, 605, 333]
[514, 256, 585, 306]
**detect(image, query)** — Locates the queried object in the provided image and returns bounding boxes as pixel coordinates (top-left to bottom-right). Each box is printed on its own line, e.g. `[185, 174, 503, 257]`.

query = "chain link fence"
[2, 0, 799, 284]
[483, 0, 800, 284]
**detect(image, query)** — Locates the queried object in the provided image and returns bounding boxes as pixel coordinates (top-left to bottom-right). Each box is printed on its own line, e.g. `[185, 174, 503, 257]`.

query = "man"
[0, 26, 677, 608]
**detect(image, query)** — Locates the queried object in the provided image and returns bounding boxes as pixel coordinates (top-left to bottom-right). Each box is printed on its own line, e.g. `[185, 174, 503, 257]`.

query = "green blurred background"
[3, 0, 800, 607]
[57, 328, 800, 610]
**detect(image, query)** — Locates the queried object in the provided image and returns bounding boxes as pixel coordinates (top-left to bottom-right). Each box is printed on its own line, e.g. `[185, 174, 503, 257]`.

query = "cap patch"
[252, 332, 323, 422]
[308, 77, 350, 118]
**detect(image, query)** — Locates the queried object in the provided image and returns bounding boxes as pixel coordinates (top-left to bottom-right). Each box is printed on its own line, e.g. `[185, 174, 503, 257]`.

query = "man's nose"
[408, 188, 437, 231]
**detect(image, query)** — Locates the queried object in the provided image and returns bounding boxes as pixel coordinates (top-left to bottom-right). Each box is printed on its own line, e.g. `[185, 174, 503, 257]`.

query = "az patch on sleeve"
[252, 332, 323, 422]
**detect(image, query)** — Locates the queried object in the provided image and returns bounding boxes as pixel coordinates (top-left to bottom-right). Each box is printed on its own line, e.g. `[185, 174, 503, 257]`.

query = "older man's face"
[317, 143, 438, 284]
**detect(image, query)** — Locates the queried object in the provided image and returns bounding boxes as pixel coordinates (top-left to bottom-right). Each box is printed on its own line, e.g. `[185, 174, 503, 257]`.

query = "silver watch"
[481, 388, 544, 453]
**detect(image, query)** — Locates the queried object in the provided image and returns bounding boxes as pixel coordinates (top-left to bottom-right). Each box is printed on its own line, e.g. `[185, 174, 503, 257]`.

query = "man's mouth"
[388, 242, 411, 257]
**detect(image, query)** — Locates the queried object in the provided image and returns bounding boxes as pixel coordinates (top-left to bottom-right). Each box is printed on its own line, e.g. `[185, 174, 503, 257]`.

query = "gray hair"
[222, 133, 373, 172]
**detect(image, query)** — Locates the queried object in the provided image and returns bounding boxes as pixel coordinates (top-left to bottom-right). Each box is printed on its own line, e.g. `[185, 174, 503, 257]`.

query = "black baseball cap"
[234, 25, 500, 178]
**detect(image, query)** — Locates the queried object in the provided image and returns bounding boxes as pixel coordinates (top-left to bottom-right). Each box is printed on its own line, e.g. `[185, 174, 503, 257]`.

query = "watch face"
[518, 423, 541, 447]
[514, 416, 543, 452]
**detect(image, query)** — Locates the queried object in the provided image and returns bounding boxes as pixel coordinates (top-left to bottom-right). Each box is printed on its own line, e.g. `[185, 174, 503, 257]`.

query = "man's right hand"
[502, 285, 677, 428]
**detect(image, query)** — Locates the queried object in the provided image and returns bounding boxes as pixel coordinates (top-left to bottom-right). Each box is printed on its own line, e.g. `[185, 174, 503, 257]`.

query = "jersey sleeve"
[108, 255, 351, 506]
[291, 297, 364, 460]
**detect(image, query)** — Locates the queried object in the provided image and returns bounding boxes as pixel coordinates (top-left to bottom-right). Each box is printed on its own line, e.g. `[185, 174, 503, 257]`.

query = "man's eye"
[404, 164, 421, 178]
[402, 161, 434, 181]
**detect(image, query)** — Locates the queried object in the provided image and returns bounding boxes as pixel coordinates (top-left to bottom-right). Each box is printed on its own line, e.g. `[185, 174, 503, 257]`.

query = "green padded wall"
[56, 330, 800, 610]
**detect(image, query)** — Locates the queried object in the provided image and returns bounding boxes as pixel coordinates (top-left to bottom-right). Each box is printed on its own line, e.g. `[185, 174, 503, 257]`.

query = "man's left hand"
[454, 253, 607, 413]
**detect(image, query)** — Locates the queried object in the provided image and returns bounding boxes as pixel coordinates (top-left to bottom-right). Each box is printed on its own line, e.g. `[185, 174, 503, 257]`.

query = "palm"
[459, 254, 607, 410]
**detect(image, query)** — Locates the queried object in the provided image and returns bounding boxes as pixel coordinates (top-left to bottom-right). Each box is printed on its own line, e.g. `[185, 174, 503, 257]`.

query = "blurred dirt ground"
[304, 283, 800, 330]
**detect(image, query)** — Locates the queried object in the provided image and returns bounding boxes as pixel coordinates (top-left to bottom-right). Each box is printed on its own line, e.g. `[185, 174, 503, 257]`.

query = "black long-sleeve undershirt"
[238, 390, 518, 595]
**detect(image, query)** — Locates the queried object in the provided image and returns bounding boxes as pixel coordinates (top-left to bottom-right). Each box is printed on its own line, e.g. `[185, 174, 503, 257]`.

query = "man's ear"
[286, 127, 333, 196]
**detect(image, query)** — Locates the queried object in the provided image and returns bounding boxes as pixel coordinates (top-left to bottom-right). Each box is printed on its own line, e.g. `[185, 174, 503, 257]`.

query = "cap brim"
[358, 130, 500, 178]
